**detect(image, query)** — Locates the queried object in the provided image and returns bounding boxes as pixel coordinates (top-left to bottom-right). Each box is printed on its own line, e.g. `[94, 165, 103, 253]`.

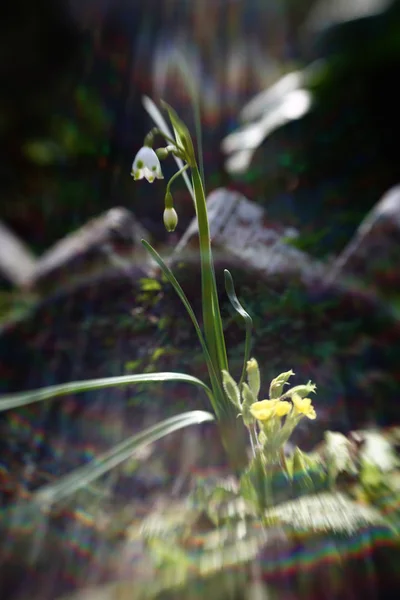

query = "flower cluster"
[250, 392, 316, 423]
[250, 399, 291, 422]
[222, 360, 317, 454]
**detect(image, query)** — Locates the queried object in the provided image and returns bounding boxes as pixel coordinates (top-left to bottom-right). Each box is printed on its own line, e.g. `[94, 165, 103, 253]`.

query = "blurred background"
[1, 1, 400, 599]
[2, 0, 397, 257]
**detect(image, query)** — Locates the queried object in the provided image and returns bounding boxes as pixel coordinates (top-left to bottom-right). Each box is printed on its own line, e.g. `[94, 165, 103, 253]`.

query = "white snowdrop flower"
[131, 147, 163, 182]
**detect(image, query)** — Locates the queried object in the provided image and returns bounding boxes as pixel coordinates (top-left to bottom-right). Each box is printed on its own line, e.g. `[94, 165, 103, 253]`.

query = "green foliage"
[224, 269, 253, 387]
[120, 428, 399, 598]
[0, 372, 213, 412]
[161, 101, 196, 167]
[23, 86, 110, 165]
[240, 452, 275, 512]
[33, 410, 214, 507]
[139, 278, 163, 293]
[0, 290, 38, 330]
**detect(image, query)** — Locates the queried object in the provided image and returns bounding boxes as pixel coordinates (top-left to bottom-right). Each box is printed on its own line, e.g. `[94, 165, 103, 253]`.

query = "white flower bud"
[163, 207, 178, 232]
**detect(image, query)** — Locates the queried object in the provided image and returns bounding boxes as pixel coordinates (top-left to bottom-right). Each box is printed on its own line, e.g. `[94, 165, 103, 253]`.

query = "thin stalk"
[224, 269, 253, 388]
[279, 447, 291, 480]
[165, 164, 189, 197]
[248, 427, 257, 459]
[249, 423, 259, 458]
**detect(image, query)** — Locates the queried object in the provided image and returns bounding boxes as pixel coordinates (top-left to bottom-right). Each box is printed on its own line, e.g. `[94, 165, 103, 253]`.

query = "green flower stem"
[146, 127, 177, 148]
[165, 164, 190, 203]
[249, 423, 259, 458]
[279, 447, 291, 480]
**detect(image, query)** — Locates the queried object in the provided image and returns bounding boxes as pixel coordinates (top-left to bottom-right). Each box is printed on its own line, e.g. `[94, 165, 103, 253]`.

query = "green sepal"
[221, 370, 241, 411]
[283, 381, 317, 399]
[269, 370, 294, 399]
[241, 382, 256, 426]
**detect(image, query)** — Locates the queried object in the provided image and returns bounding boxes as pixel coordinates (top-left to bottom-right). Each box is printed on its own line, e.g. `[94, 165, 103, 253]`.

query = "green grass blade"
[224, 269, 253, 387]
[0, 372, 213, 412]
[33, 410, 214, 506]
[141, 239, 223, 414]
[142, 95, 194, 202]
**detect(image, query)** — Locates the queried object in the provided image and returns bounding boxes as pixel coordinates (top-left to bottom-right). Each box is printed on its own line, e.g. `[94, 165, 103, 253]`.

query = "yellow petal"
[250, 399, 277, 421]
[275, 401, 291, 417]
[292, 394, 316, 420]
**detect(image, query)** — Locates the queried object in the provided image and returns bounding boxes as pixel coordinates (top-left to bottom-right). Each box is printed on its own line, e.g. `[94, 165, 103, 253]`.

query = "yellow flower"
[250, 399, 291, 421]
[275, 401, 291, 417]
[250, 399, 277, 421]
[292, 394, 316, 420]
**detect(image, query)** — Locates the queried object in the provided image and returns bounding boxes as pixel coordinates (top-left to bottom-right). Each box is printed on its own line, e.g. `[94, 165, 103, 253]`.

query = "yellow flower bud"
[246, 358, 260, 399]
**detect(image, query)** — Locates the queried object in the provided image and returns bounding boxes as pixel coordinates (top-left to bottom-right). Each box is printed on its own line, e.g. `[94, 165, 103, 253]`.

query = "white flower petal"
[131, 146, 163, 182]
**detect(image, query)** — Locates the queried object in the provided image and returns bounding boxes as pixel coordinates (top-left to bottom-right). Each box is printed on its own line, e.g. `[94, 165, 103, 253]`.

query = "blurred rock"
[0, 220, 37, 287]
[25, 207, 151, 295]
[174, 188, 323, 283]
[328, 184, 400, 306]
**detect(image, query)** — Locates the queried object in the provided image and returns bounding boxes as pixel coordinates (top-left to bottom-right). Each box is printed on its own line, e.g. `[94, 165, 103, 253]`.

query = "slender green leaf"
[224, 269, 253, 387]
[0, 372, 213, 412]
[161, 101, 196, 167]
[33, 410, 214, 506]
[142, 95, 194, 201]
[141, 239, 222, 415]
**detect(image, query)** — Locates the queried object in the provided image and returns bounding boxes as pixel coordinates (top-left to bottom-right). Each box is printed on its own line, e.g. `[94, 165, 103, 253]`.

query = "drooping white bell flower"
[131, 147, 163, 182]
